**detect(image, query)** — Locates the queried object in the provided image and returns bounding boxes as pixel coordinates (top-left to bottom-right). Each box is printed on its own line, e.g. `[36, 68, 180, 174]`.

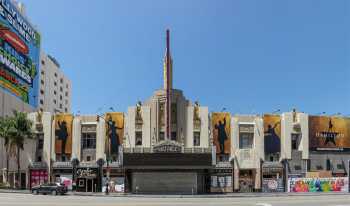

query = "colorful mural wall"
[54, 114, 73, 155]
[211, 112, 231, 154]
[309, 116, 350, 151]
[105, 112, 124, 155]
[263, 114, 281, 156]
[288, 177, 349, 192]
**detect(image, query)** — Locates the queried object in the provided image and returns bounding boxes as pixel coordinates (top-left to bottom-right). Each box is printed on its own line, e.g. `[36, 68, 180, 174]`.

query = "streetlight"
[71, 158, 80, 191]
[272, 109, 280, 114]
[316, 112, 326, 115]
[221, 108, 226, 112]
[96, 158, 105, 192]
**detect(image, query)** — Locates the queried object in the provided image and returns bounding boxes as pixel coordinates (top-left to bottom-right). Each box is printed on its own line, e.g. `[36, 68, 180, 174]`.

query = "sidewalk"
[0, 189, 349, 198]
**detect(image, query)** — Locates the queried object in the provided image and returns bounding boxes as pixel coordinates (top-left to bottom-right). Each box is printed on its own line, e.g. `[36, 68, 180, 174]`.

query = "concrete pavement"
[0, 193, 350, 206]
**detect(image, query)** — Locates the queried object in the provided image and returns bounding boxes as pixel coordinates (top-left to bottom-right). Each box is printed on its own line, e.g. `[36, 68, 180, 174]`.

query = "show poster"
[105, 112, 124, 155]
[263, 114, 281, 156]
[288, 177, 349, 193]
[0, 0, 40, 107]
[212, 112, 231, 154]
[55, 114, 73, 155]
[309, 116, 350, 151]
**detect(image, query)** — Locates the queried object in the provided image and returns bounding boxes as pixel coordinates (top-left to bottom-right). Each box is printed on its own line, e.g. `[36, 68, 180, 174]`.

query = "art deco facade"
[1, 30, 349, 194]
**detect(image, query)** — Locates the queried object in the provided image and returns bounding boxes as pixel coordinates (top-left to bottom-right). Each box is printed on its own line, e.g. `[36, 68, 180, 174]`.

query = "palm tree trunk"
[6, 151, 9, 185]
[17, 146, 20, 189]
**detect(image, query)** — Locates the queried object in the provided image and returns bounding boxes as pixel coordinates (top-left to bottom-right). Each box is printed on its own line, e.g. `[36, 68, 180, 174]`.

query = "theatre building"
[122, 30, 212, 194]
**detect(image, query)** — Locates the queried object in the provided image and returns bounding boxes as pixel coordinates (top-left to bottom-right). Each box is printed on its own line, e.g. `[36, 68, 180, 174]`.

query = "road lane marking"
[256, 203, 272, 206]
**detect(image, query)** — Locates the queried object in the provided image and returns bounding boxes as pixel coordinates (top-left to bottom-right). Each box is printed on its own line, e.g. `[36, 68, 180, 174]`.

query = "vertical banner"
[105, 112, 124, 155]
[55, 114, 73, 156]
[212, 113, 231, 154]
[263, 114, 281, 157]
[309, 116, 350, 151]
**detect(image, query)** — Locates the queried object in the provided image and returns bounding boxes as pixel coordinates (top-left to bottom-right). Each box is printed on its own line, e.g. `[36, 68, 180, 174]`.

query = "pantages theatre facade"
[8, 30, 350, 194]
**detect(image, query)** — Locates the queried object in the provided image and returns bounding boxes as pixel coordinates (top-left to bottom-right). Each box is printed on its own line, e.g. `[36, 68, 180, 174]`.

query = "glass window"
[193, 131, 200, 146]
[239, 132, 254, 149]
[171, 132, 177, 141]
[135, 131, 142, 146]
[291, 133, 301, 150]
[159, 132, 165, 141]
[81, 132, 96, 149]
[38, 139, 44, 150]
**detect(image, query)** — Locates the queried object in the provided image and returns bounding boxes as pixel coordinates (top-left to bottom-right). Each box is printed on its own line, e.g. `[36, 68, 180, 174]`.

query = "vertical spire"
[163, 29, 173, 140]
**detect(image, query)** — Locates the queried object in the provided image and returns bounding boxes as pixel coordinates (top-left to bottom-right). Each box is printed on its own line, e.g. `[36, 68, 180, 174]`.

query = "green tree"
[10, 111, 34, 188]
[0, 116, 15, 185]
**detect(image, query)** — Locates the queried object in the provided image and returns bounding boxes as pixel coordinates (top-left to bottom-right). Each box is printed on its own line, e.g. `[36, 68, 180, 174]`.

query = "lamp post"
[96, 158, 105, 192]
[71, 158, 80, 191]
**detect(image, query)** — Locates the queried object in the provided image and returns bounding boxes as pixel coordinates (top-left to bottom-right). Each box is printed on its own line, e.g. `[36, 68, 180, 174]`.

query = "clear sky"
[21, 0, 349, 115]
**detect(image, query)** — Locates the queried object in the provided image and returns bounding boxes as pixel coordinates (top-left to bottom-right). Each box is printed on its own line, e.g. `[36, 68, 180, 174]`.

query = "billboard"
[105, 112, 124, 155]
[0, 0, 40, 107]
[212, 112, 231, 154]
[55, 114, 73, 155]
[309, 116, 350, 151]
[288, 177, 348, 193]
[263, 114, 281, 156]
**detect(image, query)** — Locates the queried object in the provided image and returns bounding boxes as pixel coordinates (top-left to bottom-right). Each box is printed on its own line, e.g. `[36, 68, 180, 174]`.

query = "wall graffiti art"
[288, 177, 349, 193]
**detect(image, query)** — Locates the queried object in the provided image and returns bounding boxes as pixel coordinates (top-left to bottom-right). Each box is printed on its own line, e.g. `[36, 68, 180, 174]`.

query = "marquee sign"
[153, 140, 182, 153]
[76, 168, 97, 178]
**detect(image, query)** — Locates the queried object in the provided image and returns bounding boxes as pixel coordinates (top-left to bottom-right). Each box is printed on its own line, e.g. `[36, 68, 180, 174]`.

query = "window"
[41, 60, 45, 65]
[294, 165, 301, 171]
[326, 159, 331, 171]
[171, 132, 177, 141]
[38, 139, 44, 150]
[239, 125, 254, 149]
[41, 70, 44, 75]
[40, 108, 43, 112]
[135, 131, 142, 146]
[60, 95, 62, 100]
[40, 90, 44, 95]
[40, 99, 44, 105]
[65, 91, 68, 97]
[53, 99, 56, 104]
[291, 133, 301, 150]
[81, 132, 96, 149]
[60, 78, 63, 83]
[66, 84, 69, 89]
[60, 87, 63, 92]
[59, 104, 62, 109]
[337, 164, 344, 169]
[194, 131, 200, 146]
[54, 90, 57, 95]
[37, 156, 42, 162]
[54, 73, 57, 77]
[159, 132, 165, 141]
[65, 108, 68, 113]
[86, 156, 91, 162]
[41, 80, 44, 85]
[54, 81, 57, 86]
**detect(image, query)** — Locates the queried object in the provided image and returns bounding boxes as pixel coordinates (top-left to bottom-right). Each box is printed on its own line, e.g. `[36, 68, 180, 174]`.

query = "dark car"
[31, 183, 68, 195]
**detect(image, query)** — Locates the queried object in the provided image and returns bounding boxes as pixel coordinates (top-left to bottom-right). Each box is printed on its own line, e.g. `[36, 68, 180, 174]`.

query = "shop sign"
[153, 140, 182, 153]
[76, 168, 97, 178]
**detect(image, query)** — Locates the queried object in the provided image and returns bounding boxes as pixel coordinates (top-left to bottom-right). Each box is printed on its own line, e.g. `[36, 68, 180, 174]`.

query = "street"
[0, 193, 350, 206]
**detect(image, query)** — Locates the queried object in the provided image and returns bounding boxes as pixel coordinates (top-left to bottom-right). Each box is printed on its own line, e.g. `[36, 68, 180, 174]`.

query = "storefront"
[102, 167, 125, 193]
[262, 162, 284, 192]
[52, 162, 73, 190]
[209, 163, 233, 193]
[76, 167, 99, 192]
[29, 162, 48, 189]
[238, 170, 255, 192]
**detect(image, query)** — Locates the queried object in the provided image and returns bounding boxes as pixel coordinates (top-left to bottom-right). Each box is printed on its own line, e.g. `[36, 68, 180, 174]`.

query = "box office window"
[194, 131, 200, 146]
[135, 131, 142, 146]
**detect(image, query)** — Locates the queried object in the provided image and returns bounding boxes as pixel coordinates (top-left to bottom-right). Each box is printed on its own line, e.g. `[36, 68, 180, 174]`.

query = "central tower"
[163, 29, 173, 140]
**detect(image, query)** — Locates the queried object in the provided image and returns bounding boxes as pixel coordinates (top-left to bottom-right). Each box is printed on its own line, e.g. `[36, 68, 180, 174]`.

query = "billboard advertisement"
[212, 112, 231, 154]
[309, 116, 350, 151]
[55, 114, 73, 156]
[105, 112, 124, 155]
[263, 114, 281, 156]
[0, 0, 40, 107]
[288, 177, 349, 193]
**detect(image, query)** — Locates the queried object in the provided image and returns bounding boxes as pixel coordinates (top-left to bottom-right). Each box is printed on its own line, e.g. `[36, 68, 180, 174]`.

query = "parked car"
[31, 183, 67, 195]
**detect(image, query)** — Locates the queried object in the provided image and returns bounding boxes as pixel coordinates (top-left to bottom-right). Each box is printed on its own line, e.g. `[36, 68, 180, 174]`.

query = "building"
[38, 51, 72, 113]
[3, 29, 350, 194]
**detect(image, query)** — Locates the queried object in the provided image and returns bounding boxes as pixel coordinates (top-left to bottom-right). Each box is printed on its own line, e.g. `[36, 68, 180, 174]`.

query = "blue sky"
[21, 0, 349, 115]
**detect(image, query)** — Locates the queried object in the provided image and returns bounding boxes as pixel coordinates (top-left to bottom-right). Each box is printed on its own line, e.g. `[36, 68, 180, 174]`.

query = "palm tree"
[0, 116, 15, 185]
[10, 111, 34, 188]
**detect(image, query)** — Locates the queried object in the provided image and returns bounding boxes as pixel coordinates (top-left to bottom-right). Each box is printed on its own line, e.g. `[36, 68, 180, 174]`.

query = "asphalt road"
[0, 193, 350, 206]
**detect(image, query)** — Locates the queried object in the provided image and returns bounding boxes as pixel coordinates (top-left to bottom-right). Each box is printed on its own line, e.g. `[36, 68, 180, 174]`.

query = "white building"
[38, 52, 72, 114]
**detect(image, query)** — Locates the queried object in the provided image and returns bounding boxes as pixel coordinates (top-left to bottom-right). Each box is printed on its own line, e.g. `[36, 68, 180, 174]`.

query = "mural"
[288, 177, 349, 192]
[105, 112, 124, 155]
[309, 116, 350, 151]
[212, 113, 231, 154]
[55, 114, 73, 155]
[263, 114, 281, 156]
